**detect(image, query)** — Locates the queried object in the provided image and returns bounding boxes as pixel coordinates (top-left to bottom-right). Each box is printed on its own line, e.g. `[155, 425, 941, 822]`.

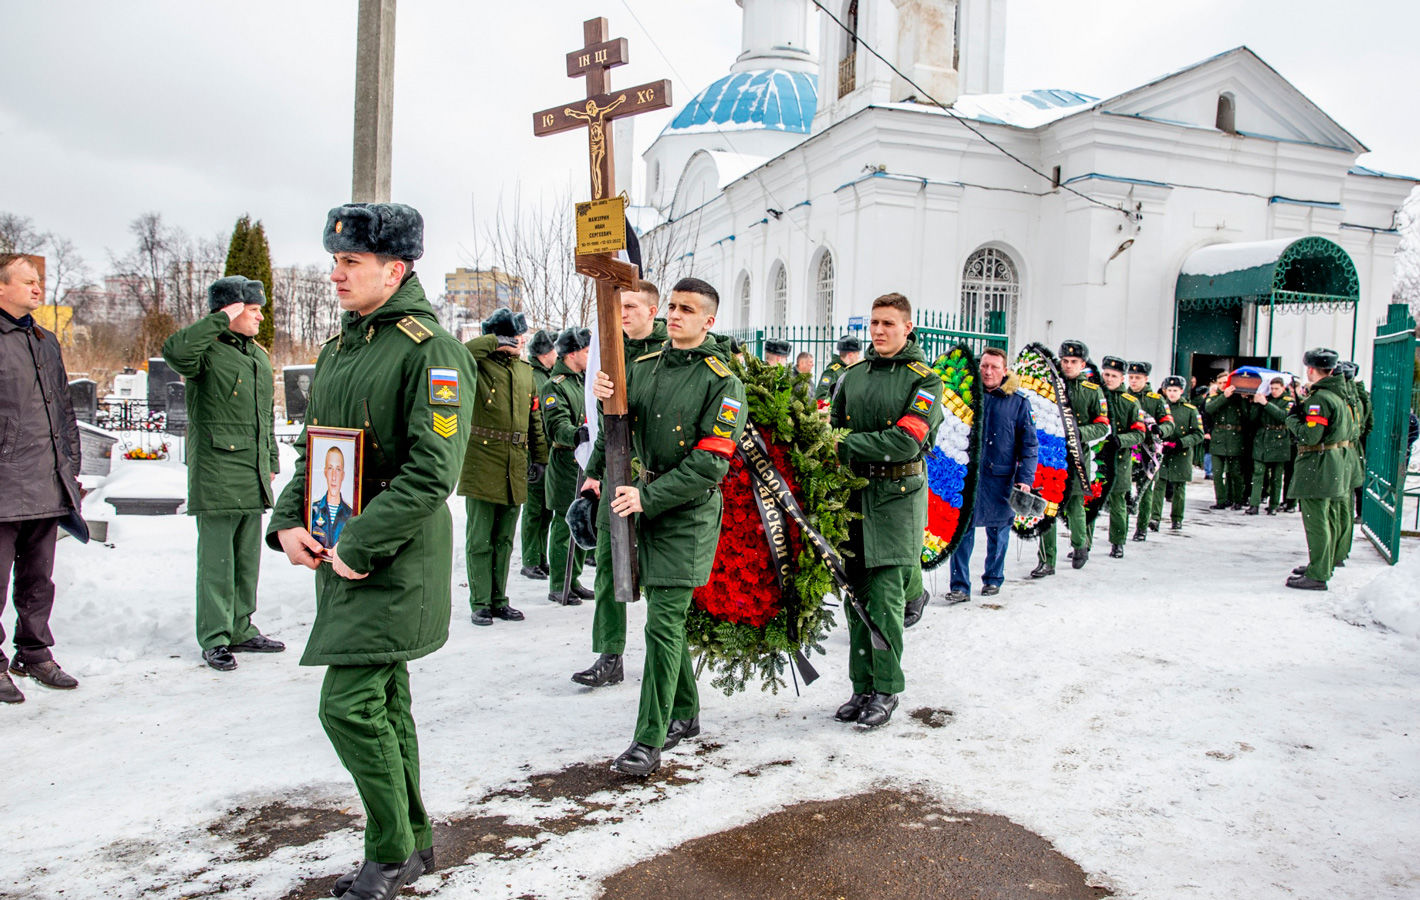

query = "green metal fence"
[726, 310, 1008, 377]
[1360, 303, 1417, 563]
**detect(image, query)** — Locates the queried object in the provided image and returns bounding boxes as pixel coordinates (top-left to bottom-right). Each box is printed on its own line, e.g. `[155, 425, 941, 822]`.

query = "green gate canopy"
[1176, 236, 1360, 312]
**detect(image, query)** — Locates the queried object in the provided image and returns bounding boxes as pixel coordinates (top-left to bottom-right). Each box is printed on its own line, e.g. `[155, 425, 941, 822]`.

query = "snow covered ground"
[3, 449, 1418, 899]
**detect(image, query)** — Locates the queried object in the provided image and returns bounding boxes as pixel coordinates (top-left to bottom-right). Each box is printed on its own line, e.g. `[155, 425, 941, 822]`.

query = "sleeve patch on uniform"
[543, 393, 558, 407]
[716, 396, 742, 426]
[706, 356, 731, 378]
[398, 316, 434, 344]
[428, 367, 460, 406]
[712, 424, 734, 438]
[911, 388, 935, 414]
[432, 411, 459, 438]
[551, 374, 566, 383]
[907, 361, 933, 378]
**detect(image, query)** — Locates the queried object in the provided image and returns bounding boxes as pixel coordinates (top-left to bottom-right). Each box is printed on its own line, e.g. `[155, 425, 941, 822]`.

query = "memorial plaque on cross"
[532, 16, 672, 604]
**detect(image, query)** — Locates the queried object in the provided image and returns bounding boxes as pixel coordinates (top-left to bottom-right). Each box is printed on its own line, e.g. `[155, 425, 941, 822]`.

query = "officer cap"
[208, 275, 256, 313]
[1302, 347, 1339, 371]
[322, 202, 424, 260]
[482, 306, 528, 338]
[1127, 361, 1151, 376]
[1336, 360, 1358, 380]
[836, 334, 862, 354]
[528, 329, 556, 356]
[556, 326, 592, 356]
[1160, 375, 1185, 390]
[1058, 339, 1089, 361]
[764, 338, 792, 357]
[1101, 356, 1127, 373]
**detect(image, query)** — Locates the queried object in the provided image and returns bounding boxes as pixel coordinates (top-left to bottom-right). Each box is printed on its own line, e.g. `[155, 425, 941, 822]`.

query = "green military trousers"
[1038, 491, 1089, 567]
[904, 562, 925, 610]
[1135, 478, 1162, 535]
[466, 498, 519, 611]
[547, 506, 588, 597]
[1163, 480, 1187, 526]
[1249, 462, 1286, 510]
[589, 497, 634, 654]
[1298, 497, 1338, 583]
[1213, 454, 1244, 505]
[319, 662, 432, 863]
[1107, 490, 1132, 545]
[194, 512, 262, 651]
[633, 586, 698, 748]
[1331, 496, 1354, 565]
[519, 478, 552, 570]
[846, 563, 908, 695]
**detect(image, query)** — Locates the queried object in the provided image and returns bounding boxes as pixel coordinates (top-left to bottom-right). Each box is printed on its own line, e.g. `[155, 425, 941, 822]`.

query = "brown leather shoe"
[9, 658, 78, 690]
[0, 671, 23, 703]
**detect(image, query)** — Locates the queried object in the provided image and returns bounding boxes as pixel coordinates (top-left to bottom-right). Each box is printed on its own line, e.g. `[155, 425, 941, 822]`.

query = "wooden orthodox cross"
[532, 17, 672, 604]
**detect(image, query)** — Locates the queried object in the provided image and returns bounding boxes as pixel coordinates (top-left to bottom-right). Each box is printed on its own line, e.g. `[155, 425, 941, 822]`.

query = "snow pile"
[1336, 549, 1420, 639]
[1179, 238, 1294, 277]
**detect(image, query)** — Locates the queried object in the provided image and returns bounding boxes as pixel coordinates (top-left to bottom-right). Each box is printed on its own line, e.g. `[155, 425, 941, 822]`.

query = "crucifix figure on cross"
[532, 16, 672, 605]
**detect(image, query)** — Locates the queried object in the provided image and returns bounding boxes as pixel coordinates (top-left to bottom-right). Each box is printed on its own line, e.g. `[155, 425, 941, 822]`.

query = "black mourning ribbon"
[1044, 358, 1092, 495]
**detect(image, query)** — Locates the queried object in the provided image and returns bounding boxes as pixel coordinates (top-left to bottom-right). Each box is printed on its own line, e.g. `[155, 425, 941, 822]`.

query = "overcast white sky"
[4, 0, 1417, 295]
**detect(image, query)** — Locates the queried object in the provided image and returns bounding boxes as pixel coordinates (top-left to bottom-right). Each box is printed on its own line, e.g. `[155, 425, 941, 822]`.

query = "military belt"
[1216, 424, 1243, 431]
[852, 459, 924, 480]
[469, 425, 526, 445]
[1262, 425, 1288, 432]
[640, 469, 661, 484]
[1297, 440, 1351, 454]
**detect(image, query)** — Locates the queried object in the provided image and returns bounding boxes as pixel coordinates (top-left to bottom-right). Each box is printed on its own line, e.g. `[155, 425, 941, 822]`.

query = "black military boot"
[571, 654, 623, 687]
[1210, 502, 1230, 510]
[856, 692, 898, 728]
[1109, 543, 1124, 558]
[1071, 547, 1089, 569]
[612, 742, 661, 776]
[570, 584, 594, 600]
[547, 591, 583, 607]
[471, 608, 494, 627]
[1266, 506, 1278, 516]
[903, 590, 929, 628]
[1231, 502, 1246, 511]
[202, 646, 237, 672]
[1286, 574, 1327, 591]
[1245, 505, 1259, 515]
[332, 848, 433, 897]
[1170, 521, 1183, 531]
[662, 715, 701, 750]
[337, 852, 423, 900]
[1291, 564, 1309, 576]
[520, 565, 548, 580]
[1132, 530, 1147, 543]
[230, 634, 285, 653]
[491, 605, 525, 621]
[834, 692, 871, 722]
[1029, 561, 1054, 578]
[1149, 520, 1160, 532]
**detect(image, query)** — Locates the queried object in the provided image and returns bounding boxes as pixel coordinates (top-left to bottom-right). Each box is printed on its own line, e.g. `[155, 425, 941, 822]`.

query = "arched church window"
[839, 1, 858, 98]
[738, 272, 751, 326]
[1216, 92, 1237, 134]
[770, 262, 788, 326]
[814, 250, 835, 326]
[960, 247, 1018, 335]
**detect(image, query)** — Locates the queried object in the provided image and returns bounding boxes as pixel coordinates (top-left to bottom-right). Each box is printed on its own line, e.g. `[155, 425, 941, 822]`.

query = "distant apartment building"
[443, 267, 524, 341]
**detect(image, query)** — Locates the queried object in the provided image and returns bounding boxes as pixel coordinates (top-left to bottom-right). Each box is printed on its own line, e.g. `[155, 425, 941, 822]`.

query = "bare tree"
[0, 212, 45, 255]
[1394, 185, 1420, 317]
[164, 229, 227, 325]
[43, 235, 90, 339]
[110, 212, 172, 317]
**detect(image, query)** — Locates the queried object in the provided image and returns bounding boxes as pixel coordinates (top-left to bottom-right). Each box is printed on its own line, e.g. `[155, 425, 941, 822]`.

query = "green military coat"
[1204, 392, 1249, 456]
[266, 275, 474, 666]
[162, 312, 279, 514]
[1063, 373, 1112, 488]
[1250, 393, 1294, 463]
[1134, 386, 1176, 441]
[1105, 386, 1146, 493]
[542, 359, 586, 510]
[1336, 379, 1367, 490]
[530, 357, 553, 395]
[1284, 375, 1356, 500]
[586, 319, 669, 482]
[815, 357, 850, 402]
[1160, 400, 1204, 482]
[830, 335, 944, 567]
[627, 337, 746, 587]
[458, 335, 548, 506]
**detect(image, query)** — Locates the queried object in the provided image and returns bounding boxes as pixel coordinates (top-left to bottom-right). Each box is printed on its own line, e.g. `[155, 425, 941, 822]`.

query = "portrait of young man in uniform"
[307, 441, 358, 552]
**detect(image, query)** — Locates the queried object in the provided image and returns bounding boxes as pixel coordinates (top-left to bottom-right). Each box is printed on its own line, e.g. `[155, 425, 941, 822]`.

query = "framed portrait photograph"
[306, 426, 363, 558]
[284, 364, 316, 421]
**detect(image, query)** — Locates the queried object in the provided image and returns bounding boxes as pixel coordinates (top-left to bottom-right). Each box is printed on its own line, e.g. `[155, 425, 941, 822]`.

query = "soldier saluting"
[829, 292, 943, 729]
[269, 203, 473, 900]
[590, 277, 745, 776]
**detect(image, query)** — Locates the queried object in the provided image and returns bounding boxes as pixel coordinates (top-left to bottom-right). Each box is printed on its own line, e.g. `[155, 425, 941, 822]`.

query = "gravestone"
[147, 357, 180, 413]
[284, 365, 316, 421]
[165, 382, 188, 435]
[68, 378, 97, 423]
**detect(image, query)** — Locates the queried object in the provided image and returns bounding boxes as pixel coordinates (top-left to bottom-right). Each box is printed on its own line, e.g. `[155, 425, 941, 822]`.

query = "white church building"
[635, 0, 1416, 378]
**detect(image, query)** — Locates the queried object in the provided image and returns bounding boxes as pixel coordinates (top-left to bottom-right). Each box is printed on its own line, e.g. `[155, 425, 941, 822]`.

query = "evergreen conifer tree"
[223, 214, 276, 346]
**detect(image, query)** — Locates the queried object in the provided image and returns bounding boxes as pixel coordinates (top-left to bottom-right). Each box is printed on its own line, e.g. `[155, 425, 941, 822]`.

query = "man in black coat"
[0, 254, 88, 704]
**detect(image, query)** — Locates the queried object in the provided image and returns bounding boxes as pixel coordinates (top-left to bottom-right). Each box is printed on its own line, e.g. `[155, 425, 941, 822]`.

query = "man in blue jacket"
[947, 347, 1037, 602]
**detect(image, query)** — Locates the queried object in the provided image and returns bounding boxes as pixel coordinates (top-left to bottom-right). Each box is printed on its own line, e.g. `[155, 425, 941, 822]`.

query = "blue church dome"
[664, 69, 818, 136]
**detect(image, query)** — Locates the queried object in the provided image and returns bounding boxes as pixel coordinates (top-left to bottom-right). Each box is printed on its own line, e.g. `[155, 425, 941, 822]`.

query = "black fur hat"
[765, 338, 791, 357]
[1101, 356, 1126, 372]
[1336, 360, 1358, 380]
[1127, 360, 1151, 376]
[556, 327, 592, 356]
[1303, 347, 1339, 371]
[208, 276, 253, 313]
[1160, 375, 1185, 390]
[837, 334, 862, 354]
[528, 329, 556, 356]
[322, 202, 424, 260]
[482, 306, 528, 338]
[567, 493, 598, 550]
[1059, 339, 1089, 360]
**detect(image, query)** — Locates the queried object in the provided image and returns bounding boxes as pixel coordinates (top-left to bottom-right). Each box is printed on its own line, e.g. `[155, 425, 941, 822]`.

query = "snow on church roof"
[1179, 238, 1296, 277]
[948, 89, 1099, 129]
[663, 69, 818, 136]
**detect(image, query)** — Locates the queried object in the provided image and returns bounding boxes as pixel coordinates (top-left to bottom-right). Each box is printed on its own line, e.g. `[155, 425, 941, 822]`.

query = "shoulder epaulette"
[1083, 382, 1100, 390]
[322, 331, 340, 345]
[1122, 392, 1137, 402]
[635, 350, 662, 363]
[907, 360, 933, 378]
[1183, 402, 1197, 410]
[396, 316, 434, 344]
[1148, 391, 1162, 399]
[705, 356, 731, 378]
[829, 362, 843, 371]
[847, 358, 867, 368]
[551, 373, 566, 384]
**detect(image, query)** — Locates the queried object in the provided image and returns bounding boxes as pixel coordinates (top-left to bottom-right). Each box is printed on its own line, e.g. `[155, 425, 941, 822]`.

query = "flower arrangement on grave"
[921, 345, 980, 569]
[123, 440, 170, 461]
[688, 354, 863, 695]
